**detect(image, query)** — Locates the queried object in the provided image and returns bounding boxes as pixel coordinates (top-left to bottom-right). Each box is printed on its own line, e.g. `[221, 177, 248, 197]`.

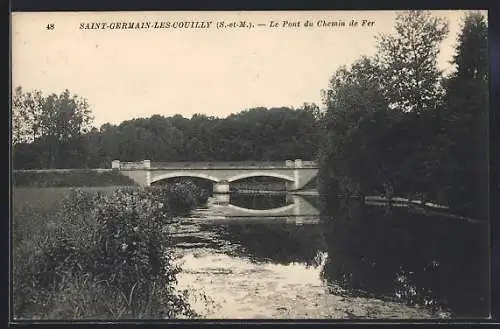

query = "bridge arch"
[226, 203, 296, 215]
[150, 172, 220, 184]
[227, 172, 295, 183]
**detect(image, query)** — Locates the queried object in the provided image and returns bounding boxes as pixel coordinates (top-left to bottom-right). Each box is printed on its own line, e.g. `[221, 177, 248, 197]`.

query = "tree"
[184, 137, 205, 161]
[98, 123, 120, 165]
[80, 127, 102, 168]
[12, 87, 94, 168]
[319, 57, 394, 197]
[13, 93, 323, 168]
[40, 90, 94, 167]
[451, 12, 488, 81]
[319, 11, 454, 203]
[12, 86, 45, 144]
[375, 11, 449, 112]
[440, 12, 488, 217]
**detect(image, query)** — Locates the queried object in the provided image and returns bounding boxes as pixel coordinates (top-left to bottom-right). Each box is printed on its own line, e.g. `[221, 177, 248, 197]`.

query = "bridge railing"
[112, 160, 150, 170]
[113, 159, 318, 169]
[302, 161, 318, 167]
[150, 161, 289, 168]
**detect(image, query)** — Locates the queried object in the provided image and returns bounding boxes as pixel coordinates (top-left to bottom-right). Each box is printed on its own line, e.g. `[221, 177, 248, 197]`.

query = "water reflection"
[320, 199, 490, 318]
[229, 193, 290, 210]
[172, 193, 325, 266]
[199, 193, 320, 222]
[203, 222, 327, 266]
[171, 193, 459, 319]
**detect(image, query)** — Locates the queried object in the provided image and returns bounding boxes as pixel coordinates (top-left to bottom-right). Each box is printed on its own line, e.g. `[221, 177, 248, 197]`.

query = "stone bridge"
[112, 159, 318, 192]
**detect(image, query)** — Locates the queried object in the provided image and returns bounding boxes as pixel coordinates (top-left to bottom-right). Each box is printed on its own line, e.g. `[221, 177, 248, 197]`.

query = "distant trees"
[12, 102, 322, 169]
[318, 10, 488, 218]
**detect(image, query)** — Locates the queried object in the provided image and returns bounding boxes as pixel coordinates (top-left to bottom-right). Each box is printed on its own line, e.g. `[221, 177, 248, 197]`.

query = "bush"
[159, 181, 207, 216]
[13, 185, 202, 319]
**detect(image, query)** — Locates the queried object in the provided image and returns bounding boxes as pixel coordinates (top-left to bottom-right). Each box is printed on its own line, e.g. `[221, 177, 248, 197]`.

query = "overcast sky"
[12, 10, 479, 127]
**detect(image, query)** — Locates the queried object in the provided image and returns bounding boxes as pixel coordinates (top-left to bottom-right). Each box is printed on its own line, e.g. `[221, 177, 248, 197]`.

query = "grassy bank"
[12, 170, 137, 187]
[13, 183, 205, 320]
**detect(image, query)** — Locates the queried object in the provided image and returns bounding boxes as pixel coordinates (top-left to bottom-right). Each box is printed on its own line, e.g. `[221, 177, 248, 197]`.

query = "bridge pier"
[143, 160, 151, 186]
[214, 180, 230, 194]
[214, 193, 230, 205]
[293, 159, 303, 190]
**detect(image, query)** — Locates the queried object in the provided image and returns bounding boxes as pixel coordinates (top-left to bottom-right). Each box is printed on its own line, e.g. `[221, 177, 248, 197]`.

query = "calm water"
[168, 193, 490, 319]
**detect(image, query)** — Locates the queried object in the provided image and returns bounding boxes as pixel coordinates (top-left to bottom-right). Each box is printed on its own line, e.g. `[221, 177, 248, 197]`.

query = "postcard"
[11, 10, 490, 321]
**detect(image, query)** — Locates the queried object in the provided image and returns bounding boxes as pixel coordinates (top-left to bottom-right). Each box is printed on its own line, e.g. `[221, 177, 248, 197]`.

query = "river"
[168, 193, 490, 319]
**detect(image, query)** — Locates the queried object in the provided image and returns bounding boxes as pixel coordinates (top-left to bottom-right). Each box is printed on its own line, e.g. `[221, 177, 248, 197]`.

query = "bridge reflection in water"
[173, 194, 489, 318]
[191, 193, 320, 224]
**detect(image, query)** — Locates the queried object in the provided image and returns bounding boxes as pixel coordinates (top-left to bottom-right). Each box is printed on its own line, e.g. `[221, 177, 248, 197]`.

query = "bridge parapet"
[302, 160, 317, 167]
[149, 159, 318, 169]
[112, 159, 318, 171]
[112, 160, 150, 170]
[151, 161, 285, 169]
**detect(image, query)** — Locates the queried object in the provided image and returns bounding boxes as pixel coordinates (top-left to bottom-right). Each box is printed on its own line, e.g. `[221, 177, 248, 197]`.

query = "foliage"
[439, 11, 489, 218]
[12, 88, 94, 168]
[318, 11, 488, 219]
[13, 185, 204, 319]
[162, 181, 207, 216]
[13, 105, 322, 169]
[319, 56, 394, 197]
[375, 11, 449, 112]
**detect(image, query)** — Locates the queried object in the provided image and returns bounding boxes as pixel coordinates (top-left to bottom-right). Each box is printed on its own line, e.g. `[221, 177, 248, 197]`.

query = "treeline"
[12, 98, 321, 169]
[318, 11, 488, 219]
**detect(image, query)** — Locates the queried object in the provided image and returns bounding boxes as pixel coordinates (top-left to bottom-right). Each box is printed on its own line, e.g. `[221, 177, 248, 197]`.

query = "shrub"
[157, 181, 206, 216]
[14, 184, 202, 319]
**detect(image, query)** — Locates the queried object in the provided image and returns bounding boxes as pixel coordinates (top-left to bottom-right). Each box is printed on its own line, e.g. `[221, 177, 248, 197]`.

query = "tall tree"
[12, 86, 45, 144]
[12, 87, 94, 168]
[451, 12, 488, 81]
[319, 11, 453, 203]
[40, 90, 93, 167]
[319, 57, 394, 197]
[376, 11, 449, 112]
[441, 12, 489, 216]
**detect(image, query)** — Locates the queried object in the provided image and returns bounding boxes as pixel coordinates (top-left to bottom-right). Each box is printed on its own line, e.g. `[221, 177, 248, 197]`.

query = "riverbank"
[316, 193, 480, 223]
[363, 196, 483, 223]
[12, 185, 202, 320]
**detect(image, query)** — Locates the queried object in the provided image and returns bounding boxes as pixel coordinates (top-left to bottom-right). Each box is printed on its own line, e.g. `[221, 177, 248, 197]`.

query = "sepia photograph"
[11, 10, 490, 320]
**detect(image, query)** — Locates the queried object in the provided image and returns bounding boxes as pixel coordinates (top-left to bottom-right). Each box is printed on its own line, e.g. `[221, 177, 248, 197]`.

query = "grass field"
[12, 187, 118, 247]
[12, 170, 137, 187]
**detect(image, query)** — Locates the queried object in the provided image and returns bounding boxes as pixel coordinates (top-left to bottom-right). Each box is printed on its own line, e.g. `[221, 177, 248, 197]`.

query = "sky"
[11, 10, 482, 128]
